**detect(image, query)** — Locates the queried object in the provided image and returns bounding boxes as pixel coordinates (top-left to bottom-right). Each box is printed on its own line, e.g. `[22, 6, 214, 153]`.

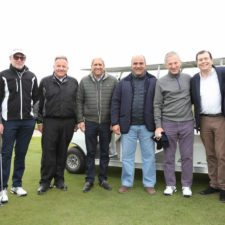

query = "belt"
[200, 113, 223, 117]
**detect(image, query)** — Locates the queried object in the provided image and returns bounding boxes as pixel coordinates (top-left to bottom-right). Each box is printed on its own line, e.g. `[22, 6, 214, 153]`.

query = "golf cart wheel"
[66, 147, 85, 174]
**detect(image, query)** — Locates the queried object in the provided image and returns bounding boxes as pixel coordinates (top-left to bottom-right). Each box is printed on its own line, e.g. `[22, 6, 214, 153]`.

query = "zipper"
[15, 79, 18, 92]
[96, 82, 100, 124]
[175, 76, 181, 90]
[99, 82, 102, 124]
[16, 71, 23, 119]
[19, 75, 23, 119]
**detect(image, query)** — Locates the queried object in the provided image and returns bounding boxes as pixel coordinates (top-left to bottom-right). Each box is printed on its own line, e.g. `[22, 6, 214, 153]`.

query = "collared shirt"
[200, 68, 221, 114]
[54, 73, 67, 83]
[94, 73, 104, 82]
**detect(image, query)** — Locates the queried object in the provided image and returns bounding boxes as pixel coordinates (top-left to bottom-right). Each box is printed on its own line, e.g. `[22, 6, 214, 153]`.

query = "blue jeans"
[85, 122, 111, 183]
[1, 120, 35, 189]
[121, 125, 156, 187]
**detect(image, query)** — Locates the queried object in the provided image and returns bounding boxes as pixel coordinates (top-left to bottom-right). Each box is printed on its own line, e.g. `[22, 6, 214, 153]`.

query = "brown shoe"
[145, 187, 156, 195]
[118, 186, 132, 193]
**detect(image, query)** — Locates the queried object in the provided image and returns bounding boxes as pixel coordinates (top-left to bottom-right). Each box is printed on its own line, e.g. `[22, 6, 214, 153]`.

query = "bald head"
[131, 55, 146, 76]
[131, 55, 146, 65]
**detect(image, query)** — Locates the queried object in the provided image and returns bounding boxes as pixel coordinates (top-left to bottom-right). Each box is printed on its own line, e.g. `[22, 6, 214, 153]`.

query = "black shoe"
[99, 180, 112, 191]
[37, 185, 49, 195]
[54, 183, 68, 191]
[82, 182, 93, 193]
[199, 186, 220, 195]
[220, 190, 225, 202]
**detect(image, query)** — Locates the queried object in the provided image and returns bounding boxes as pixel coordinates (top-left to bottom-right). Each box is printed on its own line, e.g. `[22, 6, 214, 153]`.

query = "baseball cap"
[11, 49, 26, 56]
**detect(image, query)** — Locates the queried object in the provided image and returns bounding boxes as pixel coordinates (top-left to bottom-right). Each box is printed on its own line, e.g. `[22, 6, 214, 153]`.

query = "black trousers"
[40, 118, 76, 186]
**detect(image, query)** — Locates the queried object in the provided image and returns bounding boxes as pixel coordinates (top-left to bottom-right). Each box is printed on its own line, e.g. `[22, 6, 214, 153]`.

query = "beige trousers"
[200, 116, 225, 190]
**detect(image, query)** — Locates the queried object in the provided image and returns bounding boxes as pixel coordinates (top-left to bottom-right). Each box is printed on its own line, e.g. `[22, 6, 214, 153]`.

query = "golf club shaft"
[0, 133, 4, 205]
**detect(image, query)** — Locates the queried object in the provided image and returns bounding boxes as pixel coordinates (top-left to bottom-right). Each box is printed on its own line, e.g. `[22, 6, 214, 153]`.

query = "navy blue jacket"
[111, 72, 157, 134]
[191, 66, 225, 131]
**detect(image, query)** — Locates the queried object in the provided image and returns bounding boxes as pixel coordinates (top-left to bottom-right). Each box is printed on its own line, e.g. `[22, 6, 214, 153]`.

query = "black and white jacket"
[0, 64, 39, 123]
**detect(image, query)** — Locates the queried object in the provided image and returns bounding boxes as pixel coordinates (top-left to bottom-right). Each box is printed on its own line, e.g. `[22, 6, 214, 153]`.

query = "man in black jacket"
[0, 49, 38, 203]
[37, 56, 78, 194]
[191, 50, 225, 202]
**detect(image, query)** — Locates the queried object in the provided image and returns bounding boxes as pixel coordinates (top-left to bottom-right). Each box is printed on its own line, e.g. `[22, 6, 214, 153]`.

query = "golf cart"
[66, 129, 208, 174]
[66, 57, 225, 175]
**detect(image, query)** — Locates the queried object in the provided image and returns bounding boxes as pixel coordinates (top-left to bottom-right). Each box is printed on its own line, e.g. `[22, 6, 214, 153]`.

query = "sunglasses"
[13, 55, 26, 61]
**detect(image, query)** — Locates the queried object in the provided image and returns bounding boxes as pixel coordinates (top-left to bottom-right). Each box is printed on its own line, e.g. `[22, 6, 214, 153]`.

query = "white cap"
[11, 48, 26, 56]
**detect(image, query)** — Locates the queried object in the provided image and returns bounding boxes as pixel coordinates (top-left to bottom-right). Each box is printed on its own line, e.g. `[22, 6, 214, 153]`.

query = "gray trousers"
[162, 120, 194, 187]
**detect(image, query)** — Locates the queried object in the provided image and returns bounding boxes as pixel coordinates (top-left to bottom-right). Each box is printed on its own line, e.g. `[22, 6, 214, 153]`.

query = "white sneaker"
[0, 189, 8, 203]
[109, 148, 118, 157]
[10, 187, 27, 196]
[164, 186, 177, 195]
[182, 187, 192, 197]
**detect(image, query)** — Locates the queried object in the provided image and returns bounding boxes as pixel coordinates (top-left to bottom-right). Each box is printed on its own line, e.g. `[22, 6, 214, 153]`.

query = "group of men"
[0, 49, 225, 204]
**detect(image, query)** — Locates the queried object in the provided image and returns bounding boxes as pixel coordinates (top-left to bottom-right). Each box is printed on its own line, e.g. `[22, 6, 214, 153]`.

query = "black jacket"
[191, 66, 225, 131]
[0, 64, 39, 123]
[37, 74, 78, 124]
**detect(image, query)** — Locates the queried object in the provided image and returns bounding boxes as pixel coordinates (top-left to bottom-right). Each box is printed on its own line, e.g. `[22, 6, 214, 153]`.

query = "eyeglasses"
[13, 55, 26, 61]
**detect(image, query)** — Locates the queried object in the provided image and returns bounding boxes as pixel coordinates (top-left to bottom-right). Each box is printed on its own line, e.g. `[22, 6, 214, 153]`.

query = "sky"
[0, 0, 224, 81]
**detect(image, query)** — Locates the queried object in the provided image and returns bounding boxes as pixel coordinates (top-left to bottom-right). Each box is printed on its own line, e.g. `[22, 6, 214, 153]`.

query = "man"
[77, 58, 117, 193]
[191, 50, 225, 202]
[154, 52, 194, 197]
[37, 56, 78, 194]
[0, 49, 38, 203]
[111, 55, 156, 195]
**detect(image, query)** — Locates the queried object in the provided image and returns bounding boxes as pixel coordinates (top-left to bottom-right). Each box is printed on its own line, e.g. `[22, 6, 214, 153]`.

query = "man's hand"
[38, 124, 43, 133]
[79, 122, 85, 132]
[0, 124, 4, 134]
[155, 127, 164, 138]
[112, 124, 121, 135]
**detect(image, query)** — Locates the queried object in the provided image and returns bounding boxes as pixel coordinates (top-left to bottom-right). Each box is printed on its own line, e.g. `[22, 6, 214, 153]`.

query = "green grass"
[1, 137, 225, 225]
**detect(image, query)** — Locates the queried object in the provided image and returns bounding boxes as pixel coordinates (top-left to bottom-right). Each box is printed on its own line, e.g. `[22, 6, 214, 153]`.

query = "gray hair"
[164, 51, 181, 64]
[91, 58, 105, 66]
[131, 55, 146, 65]
[54, 56, 68, 63]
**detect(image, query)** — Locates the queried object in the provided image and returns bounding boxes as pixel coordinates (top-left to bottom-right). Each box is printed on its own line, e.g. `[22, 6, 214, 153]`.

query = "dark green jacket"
[77, 73, 118, 124]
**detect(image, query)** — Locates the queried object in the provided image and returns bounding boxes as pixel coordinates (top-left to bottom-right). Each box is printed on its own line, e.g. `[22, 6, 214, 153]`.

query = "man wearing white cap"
[0, 49, 38, 203]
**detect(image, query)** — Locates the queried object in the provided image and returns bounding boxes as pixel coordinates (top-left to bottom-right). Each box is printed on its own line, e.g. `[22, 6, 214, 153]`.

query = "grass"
[1, 137, 225, 225]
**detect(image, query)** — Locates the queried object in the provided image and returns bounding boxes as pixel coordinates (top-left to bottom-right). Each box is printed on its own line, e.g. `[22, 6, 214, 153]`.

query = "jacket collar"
[168, 72, 180, 78]
[125, 71, 154, 81]
[10, 64, 28, 74]
[52, 73, 68, 84]
[89, 72, 108, 82]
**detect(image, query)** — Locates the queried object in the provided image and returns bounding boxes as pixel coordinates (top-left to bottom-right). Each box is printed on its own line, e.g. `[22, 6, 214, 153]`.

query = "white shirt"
[200, 68, 221, 114]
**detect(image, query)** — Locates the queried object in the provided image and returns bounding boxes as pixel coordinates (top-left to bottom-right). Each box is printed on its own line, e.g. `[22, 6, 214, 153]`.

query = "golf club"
[0, 133, 3, 206]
